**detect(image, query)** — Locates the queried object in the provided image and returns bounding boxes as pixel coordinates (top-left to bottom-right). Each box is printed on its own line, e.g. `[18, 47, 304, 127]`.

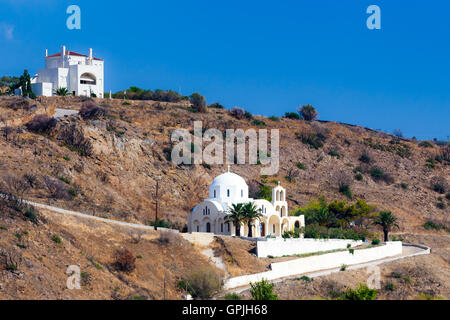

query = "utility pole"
[154, 180, 159, 231]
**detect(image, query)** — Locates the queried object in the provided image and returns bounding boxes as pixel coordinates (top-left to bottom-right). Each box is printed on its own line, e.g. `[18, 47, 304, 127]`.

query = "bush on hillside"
[231, 107, 246, 119]
[114, 248, 136, 273]
[26, 115, 57, 134]
[189, 92, 207, 113]
[80, 101, 106, 120]
[250, 279, 278, 300]
[184, 267, 222, 299]
[298, 105, 318, 121]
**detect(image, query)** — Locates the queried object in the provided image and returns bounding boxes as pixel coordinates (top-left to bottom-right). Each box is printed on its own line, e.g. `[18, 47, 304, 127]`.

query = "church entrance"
[206, 223, 211, 233]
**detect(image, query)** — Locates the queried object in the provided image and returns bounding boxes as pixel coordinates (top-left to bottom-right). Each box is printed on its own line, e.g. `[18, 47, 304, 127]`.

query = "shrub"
[384, 282, 395, 291]
[114, 248, 136, 273]
[355, 173, 363, 181]
[296, 162, 306, 170]
[80, 101, 106, 120]
[339, 184, 353, 200]
[372, 239, 380, 245]
[185, 268, 222, 299]
[208, 102, 224, 109]
[225, 293, 242, 300]
[284, 112, 300, 120]
[296, 132, 325, 149]
[231, 107, 246, 119]
[252, 119, 266, 127]
[299, 276, 312, 283]
[359, 152, 371, 164]
[42, 176, 71, 200]
[419, 141, 434, 148]
[158, 231, 177, 244]
[24, 206, 38, 222]
[446, 193, 450, 201]
[400, 183, 408, 190]
[425, 158, 436, 169]
[26, 115, 57, 134]
[436, 202, 445, 210]
[59, 125, 93, 157]
[343, 284, 377, 300]
[433, 183, 446, 194]
[370, 167, 384, 180]
[328, 150, 341, 159]
[340, 264, 348, 271]
[298, 105, 318, 121]
[189, 92, 207, 113]
[268, 116, 279, 121]
[250, 279, 278, 300]
[51, 235, 62, 243]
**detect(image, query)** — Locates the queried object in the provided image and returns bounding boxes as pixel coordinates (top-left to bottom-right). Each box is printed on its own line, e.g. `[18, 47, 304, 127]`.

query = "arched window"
[227, 223, 230, 232]
[80, 73, 97, 85]
[196, 226, 200, 232]
[241, 189, 243, 197]
[221, 223, 223, 233]
[214, 190, 216, 198]
[273, 225, 276, 233]
[203, 209, 205, 216]
[227, 189, 230, 197]
[295, 221, 300, 229]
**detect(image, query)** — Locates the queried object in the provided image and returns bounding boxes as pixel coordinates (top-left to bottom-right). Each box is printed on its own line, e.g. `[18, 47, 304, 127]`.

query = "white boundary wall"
[257, 238, 363, 258]
[224, 241, 402, 290]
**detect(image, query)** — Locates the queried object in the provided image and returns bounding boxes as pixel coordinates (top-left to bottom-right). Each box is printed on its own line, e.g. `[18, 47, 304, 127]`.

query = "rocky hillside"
[0, 96, 448, 232]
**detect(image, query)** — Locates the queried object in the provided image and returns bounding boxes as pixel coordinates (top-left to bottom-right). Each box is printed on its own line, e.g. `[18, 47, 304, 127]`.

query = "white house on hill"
[188, 167, 305, 238]
[30, 46, 104, 98]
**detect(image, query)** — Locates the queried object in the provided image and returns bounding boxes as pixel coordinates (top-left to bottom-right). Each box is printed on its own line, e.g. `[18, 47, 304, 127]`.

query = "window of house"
[273, 225, 275, 233]
[241, 190, 243, 197]
[227, 189, 230, 197]
[214, 190, 216, 198]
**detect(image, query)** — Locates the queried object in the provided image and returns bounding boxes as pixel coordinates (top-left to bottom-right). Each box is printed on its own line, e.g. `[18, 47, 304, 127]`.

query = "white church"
[188, 167, 305, 238]
[29, 46, 104, 98]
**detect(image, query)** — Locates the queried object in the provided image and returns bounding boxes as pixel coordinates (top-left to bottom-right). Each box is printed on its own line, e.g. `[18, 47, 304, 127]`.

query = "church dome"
[209, 168, 249, 201]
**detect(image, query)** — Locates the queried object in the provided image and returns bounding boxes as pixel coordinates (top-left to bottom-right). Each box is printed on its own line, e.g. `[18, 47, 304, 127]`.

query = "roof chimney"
[89, 48, 93, 60]
[62, 45, 66, 56]
[45, 49, 48, 57]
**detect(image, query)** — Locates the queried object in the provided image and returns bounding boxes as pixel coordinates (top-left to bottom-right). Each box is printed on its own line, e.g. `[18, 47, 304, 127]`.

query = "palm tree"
[55, 87, 70, 96]
[372, 211, 399, 242]
[225, 203, 245, 237]
[242, 202, 263, 238]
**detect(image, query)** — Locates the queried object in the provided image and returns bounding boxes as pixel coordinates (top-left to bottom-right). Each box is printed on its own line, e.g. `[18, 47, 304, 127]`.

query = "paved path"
[53, 108, 79, 119]
[20, 198, 178, 233]
[225, 244, 430, 293]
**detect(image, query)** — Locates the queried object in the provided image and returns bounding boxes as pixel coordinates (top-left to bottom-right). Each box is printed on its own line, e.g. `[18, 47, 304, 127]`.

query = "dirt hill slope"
[0, 96, 448, 232]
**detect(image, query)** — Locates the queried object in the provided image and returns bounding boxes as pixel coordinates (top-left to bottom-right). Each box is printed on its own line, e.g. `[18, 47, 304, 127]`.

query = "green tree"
[250, 279, 278, 300]
[372, 211, 399, 242]
[298, 104, 318, 121]
[18, 70, 34, 98]
[225, 203, 245, 237]
[189, 92, 207, 113]
[242, 202, 263, 238]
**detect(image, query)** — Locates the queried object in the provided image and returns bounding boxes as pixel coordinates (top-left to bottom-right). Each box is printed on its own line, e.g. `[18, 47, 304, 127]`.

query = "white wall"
[257, 238, 363, 258]
[224, 242, 403, 290]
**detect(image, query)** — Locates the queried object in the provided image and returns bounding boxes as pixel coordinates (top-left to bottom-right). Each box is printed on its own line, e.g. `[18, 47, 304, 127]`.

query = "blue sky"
[0, 0, 449, 140]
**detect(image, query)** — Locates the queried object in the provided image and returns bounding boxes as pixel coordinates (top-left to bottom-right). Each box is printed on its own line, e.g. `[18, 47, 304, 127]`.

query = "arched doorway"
[295, 221, 300, 229]
[206, 222, 211, 233]
[260, 222, 266, 237]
